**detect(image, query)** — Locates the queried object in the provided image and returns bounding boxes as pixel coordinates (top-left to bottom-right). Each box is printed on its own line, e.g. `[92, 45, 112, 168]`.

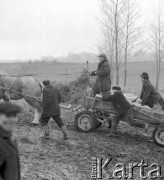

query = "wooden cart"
[74, 94, 164, 147]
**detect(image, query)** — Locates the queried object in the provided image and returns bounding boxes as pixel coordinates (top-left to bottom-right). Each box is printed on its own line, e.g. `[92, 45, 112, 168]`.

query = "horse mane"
[34, 78, 43, 91]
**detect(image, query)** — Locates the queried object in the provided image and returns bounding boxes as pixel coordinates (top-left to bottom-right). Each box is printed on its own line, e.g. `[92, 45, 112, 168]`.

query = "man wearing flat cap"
[102, 86, 147, 136]
[40, 80, 69, 139]
[140, 72, 164, 109]
[0, 102, 21, 180]
[90, 53, 111, 97]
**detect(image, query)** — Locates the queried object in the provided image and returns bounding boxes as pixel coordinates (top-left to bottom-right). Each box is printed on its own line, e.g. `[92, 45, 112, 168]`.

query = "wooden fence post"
[86, 61, 89, 72]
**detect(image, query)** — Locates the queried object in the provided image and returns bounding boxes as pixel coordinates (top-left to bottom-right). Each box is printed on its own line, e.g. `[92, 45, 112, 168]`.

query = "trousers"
[110, 108, 145, 133]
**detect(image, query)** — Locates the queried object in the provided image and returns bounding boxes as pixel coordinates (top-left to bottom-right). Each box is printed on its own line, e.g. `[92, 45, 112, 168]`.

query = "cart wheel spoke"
[75, 110, 99, 133]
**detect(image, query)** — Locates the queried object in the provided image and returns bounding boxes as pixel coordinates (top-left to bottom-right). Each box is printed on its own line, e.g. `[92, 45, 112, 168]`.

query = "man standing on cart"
[90, 53, 111, 98]
[139, 72, 164, 110]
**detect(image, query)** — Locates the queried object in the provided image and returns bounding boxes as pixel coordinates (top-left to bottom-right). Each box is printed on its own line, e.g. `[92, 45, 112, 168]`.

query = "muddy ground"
[12, 99, 164, 180]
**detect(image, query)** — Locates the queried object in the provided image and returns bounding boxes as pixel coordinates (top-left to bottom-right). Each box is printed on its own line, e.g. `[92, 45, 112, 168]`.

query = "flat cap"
[140, 72, 149, 79]
[98, 53, 107, 58]
[0, 102, 21, 116]
[42, 80, 50, 86]
[112, 86, 121, 91]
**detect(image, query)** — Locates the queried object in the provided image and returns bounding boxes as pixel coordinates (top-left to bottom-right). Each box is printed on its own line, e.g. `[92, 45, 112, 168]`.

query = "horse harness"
[8, 77, 17, 101]
[0, 76, 42, 102]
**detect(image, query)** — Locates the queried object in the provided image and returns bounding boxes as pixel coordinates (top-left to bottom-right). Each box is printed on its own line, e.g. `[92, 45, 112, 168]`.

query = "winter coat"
[41, 85, 62, 117]
[0, 126, 20, 180]
[102, 91, 131, 115]
[92, 59, 111, 92]
[140, 80, 164, 108]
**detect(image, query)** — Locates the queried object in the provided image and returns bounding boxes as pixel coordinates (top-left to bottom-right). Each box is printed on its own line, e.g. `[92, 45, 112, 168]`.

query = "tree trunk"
[110, 63, 113, 85]
[155, 55, 159, 90]
[124, 0, 129, 87]
[124, 47, 128, 87]
[156, 73, 159, 90]
[116, 65, 119, 85]
[156, 5, 161, 90]
[124, 69, 127, 87]
[156, 59, 160, 90]
[115, 0, 119, 85]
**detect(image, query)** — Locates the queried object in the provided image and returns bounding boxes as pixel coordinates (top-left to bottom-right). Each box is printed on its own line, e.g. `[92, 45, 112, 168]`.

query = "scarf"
[97, 59, 108, 70]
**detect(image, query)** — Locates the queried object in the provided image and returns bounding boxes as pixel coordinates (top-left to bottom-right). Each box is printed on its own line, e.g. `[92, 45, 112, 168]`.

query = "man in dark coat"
[90, 53, 111, 97]
[102, 86, 147, 136]
[0, 102, 21, 180]
[140, 72, 164, 109]
[40, 80, 69, 139]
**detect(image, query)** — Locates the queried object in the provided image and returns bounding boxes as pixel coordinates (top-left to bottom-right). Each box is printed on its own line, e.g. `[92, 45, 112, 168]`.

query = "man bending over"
[102, 86, 148, 137]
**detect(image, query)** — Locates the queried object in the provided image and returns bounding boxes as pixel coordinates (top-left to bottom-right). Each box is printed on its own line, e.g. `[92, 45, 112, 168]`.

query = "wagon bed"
[74, 95, 164, 147]
[83, 96, 164, 125]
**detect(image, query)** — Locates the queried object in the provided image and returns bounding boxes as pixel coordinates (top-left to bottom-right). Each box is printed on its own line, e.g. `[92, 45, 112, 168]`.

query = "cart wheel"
[153, 126, 164, 147]
[75, 110, 99, 133]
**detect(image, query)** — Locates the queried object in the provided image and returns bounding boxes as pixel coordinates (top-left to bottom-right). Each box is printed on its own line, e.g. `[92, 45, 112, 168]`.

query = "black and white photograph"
[0, 0, 164, 179]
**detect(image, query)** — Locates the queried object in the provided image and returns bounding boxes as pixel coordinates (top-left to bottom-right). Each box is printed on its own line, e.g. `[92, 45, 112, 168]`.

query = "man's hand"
[95, 94, 102, 99]
[90, 71, 97, 76]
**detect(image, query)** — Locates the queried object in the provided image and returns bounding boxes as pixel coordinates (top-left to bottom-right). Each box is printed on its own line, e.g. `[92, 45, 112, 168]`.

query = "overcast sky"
[0, 0, 162, 60]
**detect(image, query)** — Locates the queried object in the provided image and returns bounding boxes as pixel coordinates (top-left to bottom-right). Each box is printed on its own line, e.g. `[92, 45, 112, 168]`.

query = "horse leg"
[24, 97, 42, 124]
[32, 109, 41, 124]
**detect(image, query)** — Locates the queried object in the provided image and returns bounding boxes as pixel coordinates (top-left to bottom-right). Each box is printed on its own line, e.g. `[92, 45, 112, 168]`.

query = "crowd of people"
[0, 53, 164, 179]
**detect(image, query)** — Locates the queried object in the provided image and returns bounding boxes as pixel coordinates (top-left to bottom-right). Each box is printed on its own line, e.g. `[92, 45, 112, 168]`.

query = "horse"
[0, 70, 42, 124]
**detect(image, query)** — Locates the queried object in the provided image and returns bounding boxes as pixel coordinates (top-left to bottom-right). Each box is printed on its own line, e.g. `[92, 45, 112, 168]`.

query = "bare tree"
[99, 0, 125, 85]
[122, 0, 141, 87]
[98, 0, 141, 86]
[150, 0, 164, 90]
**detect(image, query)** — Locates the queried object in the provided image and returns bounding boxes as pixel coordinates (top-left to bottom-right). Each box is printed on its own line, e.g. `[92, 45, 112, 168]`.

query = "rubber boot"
[107, 116, 119, 137]
[41, 125, 50, 139]
[61, 125, 69, 140]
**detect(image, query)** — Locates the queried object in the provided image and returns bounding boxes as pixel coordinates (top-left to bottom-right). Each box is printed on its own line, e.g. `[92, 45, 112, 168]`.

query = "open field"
[1, 61, 164, 94]
[1, 61, 164, 179]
